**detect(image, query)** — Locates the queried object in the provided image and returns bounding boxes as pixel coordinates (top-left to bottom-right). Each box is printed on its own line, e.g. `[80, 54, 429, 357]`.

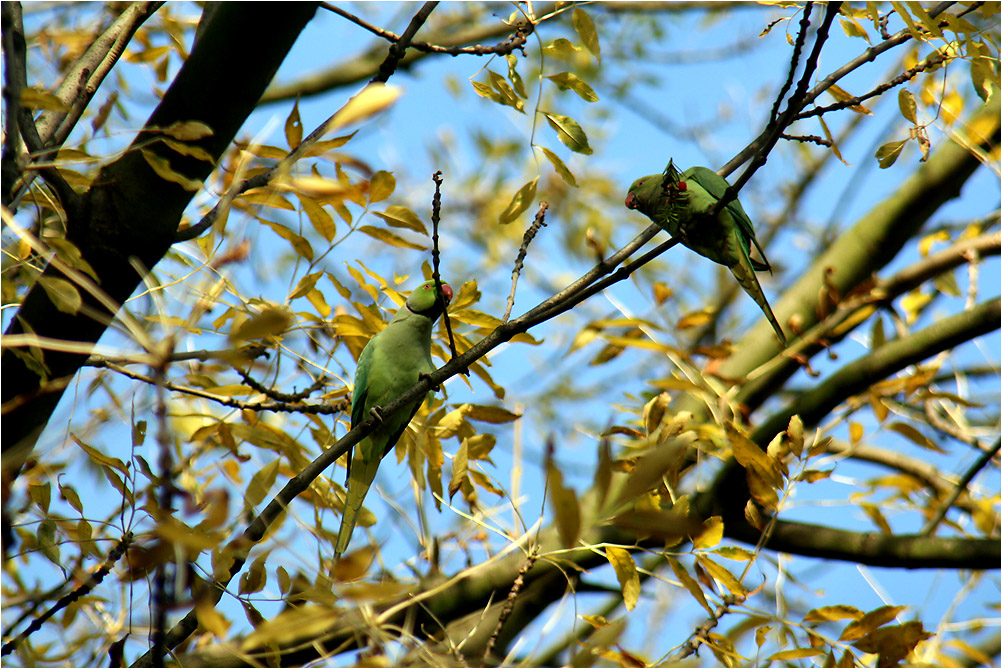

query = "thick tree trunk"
[2, 3, 318, 479]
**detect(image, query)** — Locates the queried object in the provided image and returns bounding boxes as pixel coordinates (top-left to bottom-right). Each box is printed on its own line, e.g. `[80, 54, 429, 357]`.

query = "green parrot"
[334, 279, 453, 558]
[625, 161, 787, 346]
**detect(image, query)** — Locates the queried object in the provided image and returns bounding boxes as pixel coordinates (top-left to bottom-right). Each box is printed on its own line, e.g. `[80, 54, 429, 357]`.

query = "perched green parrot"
[625, 161, 787, 346]
[334, 279, 453, 558]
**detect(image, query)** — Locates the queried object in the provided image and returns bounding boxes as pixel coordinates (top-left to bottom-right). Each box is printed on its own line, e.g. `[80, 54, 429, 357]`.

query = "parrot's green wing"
[683, 167, 771, 272]
[335, 280, 452, 558]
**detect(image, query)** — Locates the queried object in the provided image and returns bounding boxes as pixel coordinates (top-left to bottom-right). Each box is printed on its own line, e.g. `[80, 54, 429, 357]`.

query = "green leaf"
[38, 276, 82, 314]
[543, 113, 592, 155]
[505, 53, 527, 98]
[358, 225, 428, 250]
[546, 72, 599, 102]
[875, 139, 907, 168]
[371, 205, 428, 234]
[767, 648, 827, 661]
[573, 8, 601, 63]
[487, 70, 524, 113]
[471, 79, 503, 104]
[543, 38, 581, 59]
[539, 146, 577, 186]
[898, 89, 917, 124]
[74, 434, 128, 474]
[499, 178, 538, 224]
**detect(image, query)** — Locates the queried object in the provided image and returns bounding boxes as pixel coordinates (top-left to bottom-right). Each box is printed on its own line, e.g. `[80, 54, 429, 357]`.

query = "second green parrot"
[335, 279, 453, 558]
[625, 161, 787, 346]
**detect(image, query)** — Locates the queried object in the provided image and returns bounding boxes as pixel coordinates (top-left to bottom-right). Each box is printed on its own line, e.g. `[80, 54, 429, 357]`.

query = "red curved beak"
[625, 192, 637, 209]
[442, 283, 453, 303]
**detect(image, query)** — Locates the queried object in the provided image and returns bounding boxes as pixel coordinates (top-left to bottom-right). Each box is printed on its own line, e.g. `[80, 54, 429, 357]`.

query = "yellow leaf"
[827, 83, 873, 114]
[692, 515, 724, 549]
[676, 309, 714, 329]
[898, 89, 917, 124]
[839, 605, 907, 641]
[804, 605, 863, 623]
[368, 170, 396, 203]
[767, 648, 827, 661]
[358, 225, 428, 250]
[465, 404, 521, 423]
[918, 229, 950, 256]
[372, 205, 428, 234]
[196, 599, 231, 638]
[232, 306, 294, 341]
[696, 555, 747, 596]
[499, 178, 538, 224]
[307, 288, 331, 318]
[299, 196, 336, 242]
[285, 98, 302, 149]
[141, 149, 202, 191]
[326, 82, 402, 131]
[605, 546, 639, 610]
[668, 557, 713, 615]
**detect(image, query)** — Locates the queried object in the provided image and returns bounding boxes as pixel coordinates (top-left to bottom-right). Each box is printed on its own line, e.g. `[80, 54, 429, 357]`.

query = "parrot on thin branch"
[334, 279, 453, 558]
[625, 161, 787, 346]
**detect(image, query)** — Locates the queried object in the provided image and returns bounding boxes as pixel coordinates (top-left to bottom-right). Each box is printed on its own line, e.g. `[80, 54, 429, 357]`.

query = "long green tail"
[334, 446, 382, 558]
[729, 246, 787, 347]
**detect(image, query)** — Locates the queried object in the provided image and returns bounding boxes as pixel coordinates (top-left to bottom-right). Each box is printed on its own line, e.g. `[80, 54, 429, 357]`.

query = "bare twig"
[779, 133, 832, 146]
[88, 358, 348, 415]
[503, 201, 549, 322]
[1, 532, 133, 656]
[322, 2, 532, 57]
[430, 171, 462, 370]
[795, 50, 950, 121]
[770, 2, 813, 124]
[668, 594, 743, 662]
[921, 438, 1001, 536]
[483, 551, 539, 662]
[234, 367, 326, 403]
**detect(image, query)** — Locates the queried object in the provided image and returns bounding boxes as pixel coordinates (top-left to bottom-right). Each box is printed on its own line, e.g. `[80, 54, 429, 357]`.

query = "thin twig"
[795, 50, 950, 121]
[234, 367, 326, 403]
[668, 594, 743, 662]
[321, 2, 532, 57]
[87, 358, 348, 415]
[483, 551, 539, 662]
[770, 2, 813, 124]
[150, 342, 176, 667]
[0, 532, 134, 657]
[503, 201, 549, 322]
[779, 133, 832, 146]
[430, 170, 462, 371]
[921, 438, 1001, 536]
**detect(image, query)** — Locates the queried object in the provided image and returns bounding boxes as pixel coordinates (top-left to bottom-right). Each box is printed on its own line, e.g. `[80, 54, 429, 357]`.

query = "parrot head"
[626, 161, 687, 216]
[406, 279, 453, 319]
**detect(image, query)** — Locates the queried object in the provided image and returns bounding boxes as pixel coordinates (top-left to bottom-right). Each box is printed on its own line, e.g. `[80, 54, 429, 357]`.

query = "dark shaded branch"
[723, 519, 998, 569]
[371, 1, 438, 84]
